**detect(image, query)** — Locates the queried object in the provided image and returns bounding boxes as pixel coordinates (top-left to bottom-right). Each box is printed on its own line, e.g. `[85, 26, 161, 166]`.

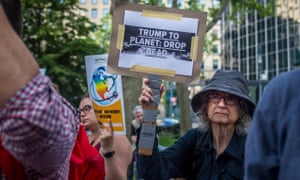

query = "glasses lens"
[83, 105, 92, 113]
[208, 94, 221, 103]
[224, 95, 239, 105]
[78, 105, 92, 114]
[208, 93, 239, 105]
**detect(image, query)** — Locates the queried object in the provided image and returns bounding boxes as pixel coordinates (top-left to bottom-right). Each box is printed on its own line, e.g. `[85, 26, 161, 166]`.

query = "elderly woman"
[137, 70, 255, 180]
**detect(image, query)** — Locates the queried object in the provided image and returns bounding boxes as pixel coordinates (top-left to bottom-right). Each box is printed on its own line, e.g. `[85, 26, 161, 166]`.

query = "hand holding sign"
[108, 2, 207, 155]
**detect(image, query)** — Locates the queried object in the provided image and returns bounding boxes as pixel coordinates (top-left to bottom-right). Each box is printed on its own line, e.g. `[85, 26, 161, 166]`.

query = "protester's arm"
[0, 5, 39, 107]
[136, 79, 169, 179]
[0, 4, 79, 178]
[245, 70, 300, 180]
[244, 90, 279, 179]
[105, 135, 132, 180]
[100, 120, 132, 180]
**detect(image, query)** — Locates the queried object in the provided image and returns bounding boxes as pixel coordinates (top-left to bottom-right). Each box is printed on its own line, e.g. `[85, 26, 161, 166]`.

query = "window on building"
[166, 0, 172, 7]
[91, 8, 97, 18]
[177, 0, 183, 8]
[213, 59, 219, 70]
[92, 0, 98, 4]
[79, 0, 86, 3]
[201, 61, 205, 70]
[103, 0, 109, 5]
[103, 8, 109, 17]
[166, 0, 183, 8]
[212, 45, 218, 54]
[212, 0, 219, 7]
[81, 8, 88, 16]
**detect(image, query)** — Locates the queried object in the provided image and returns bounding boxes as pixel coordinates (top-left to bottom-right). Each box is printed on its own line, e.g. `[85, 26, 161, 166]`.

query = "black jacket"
[137, 128, 245, 180]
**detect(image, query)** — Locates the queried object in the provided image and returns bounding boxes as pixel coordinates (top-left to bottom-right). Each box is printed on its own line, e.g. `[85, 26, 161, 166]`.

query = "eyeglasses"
[78, 105, 93, 114]
[207, 93, 239, 106]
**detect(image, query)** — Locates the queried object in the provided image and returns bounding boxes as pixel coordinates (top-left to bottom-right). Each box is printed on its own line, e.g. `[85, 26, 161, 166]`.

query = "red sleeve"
[69, 125, 105, 180]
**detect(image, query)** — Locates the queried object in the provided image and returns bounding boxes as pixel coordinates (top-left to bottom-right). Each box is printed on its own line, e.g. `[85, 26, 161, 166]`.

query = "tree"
[22, 0, 104, 106]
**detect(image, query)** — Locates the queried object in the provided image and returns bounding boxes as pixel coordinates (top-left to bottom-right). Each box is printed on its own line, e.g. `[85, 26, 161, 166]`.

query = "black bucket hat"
[191, 70, 256, 116]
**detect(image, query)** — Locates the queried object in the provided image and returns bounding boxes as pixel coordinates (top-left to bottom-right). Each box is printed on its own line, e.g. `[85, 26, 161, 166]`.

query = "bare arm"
[131, 135, 137, 144]
[104, 135, 132, 180]
[0, 5, 39, 107]
[100, 120, 132, 180]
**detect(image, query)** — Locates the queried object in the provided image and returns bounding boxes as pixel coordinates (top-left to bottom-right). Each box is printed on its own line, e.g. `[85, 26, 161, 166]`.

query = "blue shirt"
[245, 68, 300, 179]
[137, 128, 245, 180]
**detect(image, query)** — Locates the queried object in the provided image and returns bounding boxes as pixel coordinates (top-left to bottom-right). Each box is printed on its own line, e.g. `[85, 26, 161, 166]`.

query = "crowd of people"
[1, 0, 300, 179]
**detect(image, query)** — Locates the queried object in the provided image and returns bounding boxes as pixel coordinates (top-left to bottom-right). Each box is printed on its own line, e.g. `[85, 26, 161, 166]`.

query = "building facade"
[221, 0, 300, 102]
[78, 0, 111, 25]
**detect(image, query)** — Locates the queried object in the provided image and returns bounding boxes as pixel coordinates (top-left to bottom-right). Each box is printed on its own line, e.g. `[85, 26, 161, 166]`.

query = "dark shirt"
[131, 123, 137, 137]
[130, 119, 140, 137]
[137, 128, 245, 180]
[245, 69, 300, 180]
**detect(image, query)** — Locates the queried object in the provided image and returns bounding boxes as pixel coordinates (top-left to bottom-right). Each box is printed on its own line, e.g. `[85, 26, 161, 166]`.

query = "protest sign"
[85, 54, 126, 135]
[107, 2, 207, 155]
[108, 1, 207, 83]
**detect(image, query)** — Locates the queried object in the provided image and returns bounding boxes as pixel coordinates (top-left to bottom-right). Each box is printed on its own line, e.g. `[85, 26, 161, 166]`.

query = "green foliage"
[39, 38, 104, 105]
[230, 0, 275, 19]
[158, 132, 178, 148]
[21, 0, 106, 106]
[187, 0, 205, 11]
[93, 14, 112, 51]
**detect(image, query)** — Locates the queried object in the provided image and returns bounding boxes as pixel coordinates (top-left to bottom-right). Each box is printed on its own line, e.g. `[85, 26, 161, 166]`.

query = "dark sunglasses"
[78, 105, 93, 114]
[207, 93, 239, 106]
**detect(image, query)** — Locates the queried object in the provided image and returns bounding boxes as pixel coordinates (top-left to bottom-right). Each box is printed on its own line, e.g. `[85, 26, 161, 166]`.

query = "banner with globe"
[85, 54, 126, 135]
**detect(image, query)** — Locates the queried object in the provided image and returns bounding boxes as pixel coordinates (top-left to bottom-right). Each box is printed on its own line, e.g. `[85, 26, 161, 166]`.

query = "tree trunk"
[122, 76, 143, 139]
[176, 83, 192, 135]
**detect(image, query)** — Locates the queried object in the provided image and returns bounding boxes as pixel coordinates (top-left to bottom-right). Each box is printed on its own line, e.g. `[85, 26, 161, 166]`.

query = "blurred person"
[137, 70, 255, 179]
[244, 68, 300, 179]
[127, 105, 144, 180]
[0, 1, 105, 179]
[79, 94, 132, 180]
[0, 1, 77, 178]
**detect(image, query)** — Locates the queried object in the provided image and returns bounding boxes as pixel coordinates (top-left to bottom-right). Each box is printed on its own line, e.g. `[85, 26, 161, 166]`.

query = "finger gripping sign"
[107, 2, 207, 155]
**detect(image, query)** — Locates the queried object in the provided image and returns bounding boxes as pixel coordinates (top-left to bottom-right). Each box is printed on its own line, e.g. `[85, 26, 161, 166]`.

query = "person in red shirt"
[79, 95, 132, 180]
[0, 1, 106, 179]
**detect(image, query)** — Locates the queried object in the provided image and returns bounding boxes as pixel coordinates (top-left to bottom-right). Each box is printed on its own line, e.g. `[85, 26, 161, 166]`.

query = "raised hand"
[100, 119, 114, 153]
[138, 78, 165, 107]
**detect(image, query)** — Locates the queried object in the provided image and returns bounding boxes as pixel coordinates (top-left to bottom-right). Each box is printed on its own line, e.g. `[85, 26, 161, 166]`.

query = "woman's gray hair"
[196, 95, 251, 135]
[133, 105, 143, 116]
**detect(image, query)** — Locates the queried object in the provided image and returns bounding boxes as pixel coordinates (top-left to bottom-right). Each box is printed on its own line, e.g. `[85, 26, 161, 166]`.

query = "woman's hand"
[138, 78, 165, 107]
[100, 119, 114, 153]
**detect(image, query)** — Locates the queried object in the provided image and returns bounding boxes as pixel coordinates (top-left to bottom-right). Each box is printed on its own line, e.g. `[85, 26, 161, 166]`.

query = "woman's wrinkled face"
[79, 97, 98, 129]
[135, 111, 144, 124]
[206, 91, 241, 126]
